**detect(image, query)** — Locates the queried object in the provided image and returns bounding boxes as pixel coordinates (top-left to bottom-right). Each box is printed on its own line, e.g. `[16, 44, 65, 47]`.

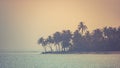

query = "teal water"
[0, 52, 120, 68]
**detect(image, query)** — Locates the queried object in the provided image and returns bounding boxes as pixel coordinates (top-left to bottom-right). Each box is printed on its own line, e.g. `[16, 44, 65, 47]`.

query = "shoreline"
[41, 51, 120, 54]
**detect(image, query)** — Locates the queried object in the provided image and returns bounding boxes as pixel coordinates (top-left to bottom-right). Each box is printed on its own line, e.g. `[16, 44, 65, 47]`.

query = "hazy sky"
[0, 0, 120, 51]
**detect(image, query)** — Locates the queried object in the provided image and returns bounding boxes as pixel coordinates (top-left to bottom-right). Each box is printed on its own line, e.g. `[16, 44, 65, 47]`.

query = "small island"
[38, 22, 120, 54]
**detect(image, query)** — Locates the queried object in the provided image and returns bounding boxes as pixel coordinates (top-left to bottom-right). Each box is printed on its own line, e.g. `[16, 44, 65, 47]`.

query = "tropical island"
[38, 22, 120, 54]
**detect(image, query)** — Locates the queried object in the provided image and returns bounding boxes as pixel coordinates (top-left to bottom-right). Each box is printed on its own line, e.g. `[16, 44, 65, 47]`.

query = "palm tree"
[92, 29, 104, 51]
[78, 22, 87, 34]
[103, 27, 108, 39]
[38, 37, 47, 52]
[53, 32, 62, 52]
[85, 31, 91, 40]
[92, 29, 103, 41]
[84, 31, 92, 44]
[103, 27, 117, 40]
[71, 30, 82, 51]
[46, 36, 53, 52]
[61, 30, 72, 51]
[84, 31, 92, 51]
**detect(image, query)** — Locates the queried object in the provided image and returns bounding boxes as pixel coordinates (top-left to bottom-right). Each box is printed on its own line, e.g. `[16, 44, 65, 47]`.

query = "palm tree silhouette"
[38, 37, 47, 52]
[78, 22, 87, 34]
[61, 30, 72, 51]
[53, 32, 62, 52]
[92, 29, 103, 41]
[46, 36, 53, 52]
[84, 31, 91, 42]
[103, 27, 108, 39]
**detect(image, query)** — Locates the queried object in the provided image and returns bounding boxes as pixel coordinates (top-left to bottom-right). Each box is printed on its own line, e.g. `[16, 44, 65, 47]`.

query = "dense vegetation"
[38, 22, 120, 53]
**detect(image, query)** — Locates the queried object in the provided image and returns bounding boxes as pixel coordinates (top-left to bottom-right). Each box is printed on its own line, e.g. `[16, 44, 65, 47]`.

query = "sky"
[0, 0, 120, 51]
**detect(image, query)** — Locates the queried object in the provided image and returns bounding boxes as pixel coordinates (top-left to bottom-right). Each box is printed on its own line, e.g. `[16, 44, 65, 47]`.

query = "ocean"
[0, 51, 120, 68]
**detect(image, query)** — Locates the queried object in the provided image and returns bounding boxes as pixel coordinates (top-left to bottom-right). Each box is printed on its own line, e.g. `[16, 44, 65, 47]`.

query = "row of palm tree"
[38, 22, 120, 53]
[38, 30, 72, 52]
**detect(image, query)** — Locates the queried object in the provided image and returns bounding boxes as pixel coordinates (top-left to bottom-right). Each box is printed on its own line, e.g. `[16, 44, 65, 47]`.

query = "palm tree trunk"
[43, 46, 46, 52]
[63, 47, 65, 52]
[58, 44, 60, 52]
[61, 47, 63, 52]
[81, 29, 83, 35]
[55, 45, 58, 52]
[49, 45, 53, 52]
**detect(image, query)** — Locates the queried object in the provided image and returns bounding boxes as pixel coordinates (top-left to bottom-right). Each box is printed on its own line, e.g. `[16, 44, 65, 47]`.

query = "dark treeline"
[38, 22, 120, 53]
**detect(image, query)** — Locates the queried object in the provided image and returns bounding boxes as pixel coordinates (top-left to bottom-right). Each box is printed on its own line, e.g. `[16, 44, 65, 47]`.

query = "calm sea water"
[0, 52, 120, 68]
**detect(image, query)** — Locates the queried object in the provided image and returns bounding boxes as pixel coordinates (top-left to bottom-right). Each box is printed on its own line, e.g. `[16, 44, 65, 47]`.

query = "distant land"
[38, 22, 120, 54]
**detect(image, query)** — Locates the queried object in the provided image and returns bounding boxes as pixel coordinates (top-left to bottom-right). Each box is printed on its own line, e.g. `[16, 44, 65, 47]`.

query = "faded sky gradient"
[0, 0, 120, 51]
